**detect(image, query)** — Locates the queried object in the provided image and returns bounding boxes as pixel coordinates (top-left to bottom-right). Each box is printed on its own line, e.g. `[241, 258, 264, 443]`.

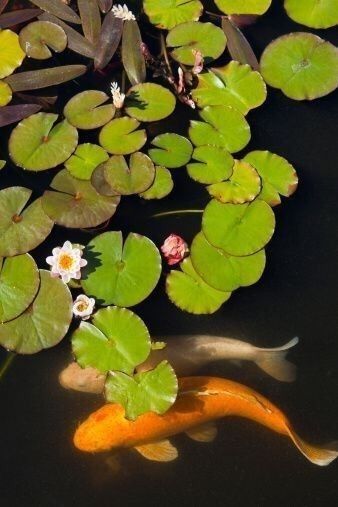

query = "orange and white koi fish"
[74, 376, 338, 466]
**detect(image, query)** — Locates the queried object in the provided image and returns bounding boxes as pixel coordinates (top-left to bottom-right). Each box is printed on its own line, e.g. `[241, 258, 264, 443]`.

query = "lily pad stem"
[0, 352, 15, 382]
[160, 32, 174, 78]
[152, 209, 203, 218]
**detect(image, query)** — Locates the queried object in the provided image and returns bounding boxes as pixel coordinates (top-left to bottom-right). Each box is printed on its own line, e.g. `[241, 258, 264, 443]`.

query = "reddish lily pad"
[64, 90, 115, 130]
[0, 186, 54, 257]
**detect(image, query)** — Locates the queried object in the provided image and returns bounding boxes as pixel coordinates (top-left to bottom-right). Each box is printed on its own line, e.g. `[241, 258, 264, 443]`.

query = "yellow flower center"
[76, 302, 87, 312]
[58, 253, 74, 271]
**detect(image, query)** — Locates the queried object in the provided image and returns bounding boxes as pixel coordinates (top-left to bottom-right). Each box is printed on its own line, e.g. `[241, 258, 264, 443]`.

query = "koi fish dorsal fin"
[135, 440, 178, 462]
[186, 422, 218, 442]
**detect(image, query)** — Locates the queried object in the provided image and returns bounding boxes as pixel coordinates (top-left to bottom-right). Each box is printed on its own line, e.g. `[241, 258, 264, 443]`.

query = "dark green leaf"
[29, 0, 81, 24]
[5, 65, 87, 92]
[78, 0, 101, 45]
[122, 20, 146, 86]
[221, 17, 259, 70]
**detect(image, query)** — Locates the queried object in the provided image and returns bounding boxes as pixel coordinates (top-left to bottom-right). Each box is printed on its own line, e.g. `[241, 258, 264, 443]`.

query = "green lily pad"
[105, 361, 178, 420]
[9, 113, 78, 171]
[215, 0, 271, 15]
[0, 269, 72, 354]
[64, 90, 115, 129]
[0, 161, 5, 170]
[143, 0, 203, 30]
[191, 61, 267, 114]
[139, 166, 174, 200]
[260, 33, 338, 101]
[81, 231, 162, 307]
[65, 143, 109, 180]
[0, 254, 40, 323]
[243, 150, 298, 206]
[126, 83, 176, 122]
[202, 199, 275, 256]
[42, 169, 120, 228]
[189, 105, 251, 153]
[207, 159, 261, 204]
[0, 187, 54, 257]
[72, 306, 151, 374]
[103, 153, 155, 195]
[166, 257, 231, 315]
[19, 21, 67, 60]
[99, 116, 147, 155]
[0, 29, 25, 79]
[191, 232, 266, 292]
[0, 80, 12, 106]
[148, 134, 193, 168]
[90, 162, 118, 197]
[167, 21, 227, 65]
[284, 0, 338, 29]
[187, 145, 234, 184]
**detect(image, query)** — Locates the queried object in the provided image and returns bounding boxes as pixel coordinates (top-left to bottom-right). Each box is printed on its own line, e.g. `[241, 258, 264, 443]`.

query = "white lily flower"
[112, 4, 136, 21]
[111, 81, 125, 109]
[73, 294, 95, 320]
[46, 241, 87, 284]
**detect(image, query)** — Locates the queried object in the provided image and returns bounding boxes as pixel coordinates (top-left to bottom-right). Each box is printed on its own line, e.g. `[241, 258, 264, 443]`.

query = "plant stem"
[0, 352, 15, 382]
[160, 32, 174, 77]
[152, 209, 203, 218]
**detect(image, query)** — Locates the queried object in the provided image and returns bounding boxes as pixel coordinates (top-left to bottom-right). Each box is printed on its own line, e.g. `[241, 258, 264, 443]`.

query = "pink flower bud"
[161, 234, 189, 266]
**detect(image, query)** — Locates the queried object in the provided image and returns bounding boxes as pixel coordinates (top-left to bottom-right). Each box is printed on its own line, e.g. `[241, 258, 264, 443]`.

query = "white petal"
[46, 256, 55, 266]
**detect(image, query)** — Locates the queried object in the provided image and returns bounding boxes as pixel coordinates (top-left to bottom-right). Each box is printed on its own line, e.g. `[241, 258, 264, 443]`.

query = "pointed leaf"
[97, 0, 112, 13]
[5, 65, 87, 92]
[0, 104, 42, 127]
[78, 0, 101, 45]
[221, 17, 259, 70]
[0, 0, 9, 15]
[94, 12, 123, 70]
[122, 20, 146, 86]
[29, 0, 81, 24]
[0, 9, 43, 29]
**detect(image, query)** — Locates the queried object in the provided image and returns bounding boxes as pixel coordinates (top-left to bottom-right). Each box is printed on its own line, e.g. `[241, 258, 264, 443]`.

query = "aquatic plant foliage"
[284, 0, 338, 29]
[143, 0, 203, 30]
[0, 28, 25, 78]
[215, 0, 272, 15]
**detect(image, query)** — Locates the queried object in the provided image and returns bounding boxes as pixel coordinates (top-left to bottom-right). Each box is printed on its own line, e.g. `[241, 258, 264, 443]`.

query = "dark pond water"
[1, 2, 338, 506]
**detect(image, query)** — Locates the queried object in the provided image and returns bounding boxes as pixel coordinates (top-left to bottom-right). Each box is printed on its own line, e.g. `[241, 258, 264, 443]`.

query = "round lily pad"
[167, 21, 227, 65]
[260, 33, 338, 101]
[243, 150, 298, 206]
[103, 153, 155, 195]
[284, 0, 338, 29]
[65, 143, 109, 180]
[166, 257, 231, 315]
[91, 161, 118, 197]
[189, 105, 251, 153]
[19, 21, 67, 60]
[126, 83, 176, 122]
[99, 116, 147, 155]
[72, 306, 151, 374]
[105, 361, 178, 420]
[143, 0, 203, 29]
[187, 146, 234, 184]
[148, 134, 193, 168]
[9, 113, 78, 171]
[0, 270, 72, 354]
[0, 254, 40, 323]
[0, 29, 25, 79]
[0, 80, 12, 106]
[215, 0, 271, 15]
[42, 169, 120, 228]
[191, 232, 266, 292]
[192, 61, 267, 115]
[139, 166, 174, 200]
[207, 159, 261, 204]
[81, 231, 162, 307]
[0, 187, 54, 257]
[64, 90, 115, 129]
[202, 199, 275, 256]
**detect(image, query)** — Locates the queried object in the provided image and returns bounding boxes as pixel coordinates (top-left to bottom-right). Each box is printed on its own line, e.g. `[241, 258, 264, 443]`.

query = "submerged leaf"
[122, 20, 146, 86]
[284, 0, 338, 29]
[0, 29, 25, 79]
[72, 306, 151, 374]
[42, 170, 120, 228]
[126, 83, 176, 122]
[64, 90, 115, 130]
[215, 0, 271, 15]
[81, 231, 162, 307]
[65, 144, 109, 180]
[78, 0, 101, 45]
[103, 153, 155, 195]
[143, 0, 203, 30]
[0, 187, 54, 257]
[99, 116, 146, 155]
[19, 21, 67, 60]
[29, 0, 81, 24]
[0, 270, 72, 354]
[187, 145, 234, 184]
[167, 21, 227, 65]
[166, 257, 231, 315]
[105, 361, 178, 420]
[0, 104, 43, 127]
[221, 17, 259, 70]
[0, 0, 9, 15]
[0, 80, 12, 106]
[0, 254, 40, 323]
[94, 11, 123, 70]
[139, 166, 174, 200]
[260, 33, 338, 101]
[9, 112, 78, 171]
[97, 0, 113, 13]
[0, 8, 43, 29]
[148, 133, 193, 168]
[4, 65, 87, 92]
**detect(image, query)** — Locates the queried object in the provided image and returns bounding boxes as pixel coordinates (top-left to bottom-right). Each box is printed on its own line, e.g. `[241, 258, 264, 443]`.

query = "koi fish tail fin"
[288, 428, 338, 466]
[254, 337, 299, 382]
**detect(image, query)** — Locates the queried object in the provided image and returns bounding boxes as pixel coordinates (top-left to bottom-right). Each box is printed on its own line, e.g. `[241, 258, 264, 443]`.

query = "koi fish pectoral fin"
[134, 440, 178, 462]
[186, 422, 218, 442]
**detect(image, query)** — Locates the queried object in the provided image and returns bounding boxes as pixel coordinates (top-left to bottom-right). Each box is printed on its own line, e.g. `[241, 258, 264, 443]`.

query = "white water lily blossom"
[111, 81, 125, 109]
[73, 294, 95, 320]
[46, 241, 87, 284]
[112, 4, 136, 21]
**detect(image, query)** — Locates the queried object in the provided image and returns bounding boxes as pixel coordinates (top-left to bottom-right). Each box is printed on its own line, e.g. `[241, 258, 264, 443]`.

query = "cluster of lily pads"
[0, 0, 337, 419]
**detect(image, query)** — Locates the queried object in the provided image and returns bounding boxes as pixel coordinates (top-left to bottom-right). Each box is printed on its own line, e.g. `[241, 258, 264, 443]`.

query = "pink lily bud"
[192, 50, 204, 75]
[161, 234, 189, 266]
